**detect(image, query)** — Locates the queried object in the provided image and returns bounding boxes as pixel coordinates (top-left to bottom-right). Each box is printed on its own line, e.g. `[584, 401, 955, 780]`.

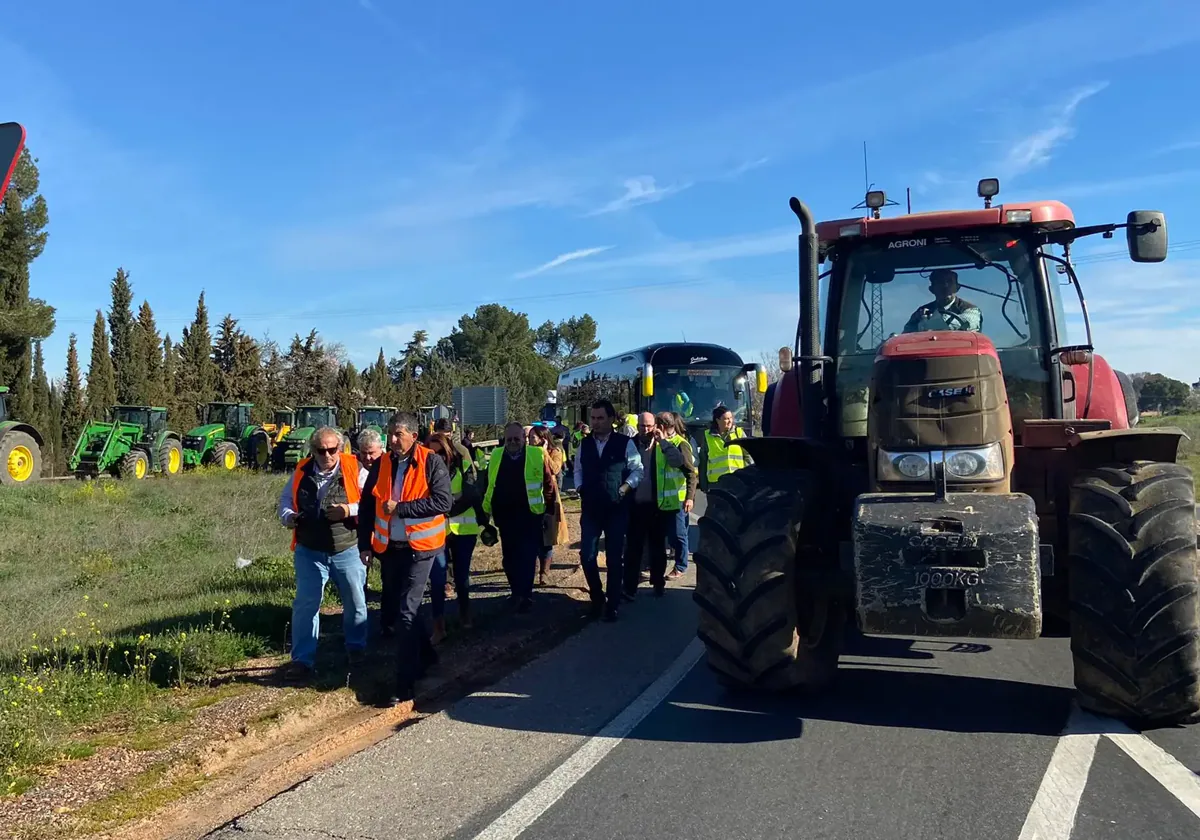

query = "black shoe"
[379, 625, 396, 639]
[621, 589, 637, 603]
[603, 605, 619, 622]
[516, 596, 533, 613]
[653, 585, 665, 597]
[588, 601, 604, 619]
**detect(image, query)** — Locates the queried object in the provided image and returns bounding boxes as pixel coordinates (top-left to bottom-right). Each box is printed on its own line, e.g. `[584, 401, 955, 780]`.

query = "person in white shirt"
[573, 399, 644, 621]
[277, 428, 369, 685]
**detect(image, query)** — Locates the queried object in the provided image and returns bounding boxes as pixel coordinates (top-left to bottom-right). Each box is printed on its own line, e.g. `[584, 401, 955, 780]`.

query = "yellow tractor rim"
[168, 448, 181, 473]
[224, 449, 237, 470]
[135, 458, 147, 479]
[7, 445, 34, 482]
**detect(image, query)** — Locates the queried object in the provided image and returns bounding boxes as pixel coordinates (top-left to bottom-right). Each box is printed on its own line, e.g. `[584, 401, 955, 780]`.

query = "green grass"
[1140, 412, 1200, 474]
[0, 468, 298, 794]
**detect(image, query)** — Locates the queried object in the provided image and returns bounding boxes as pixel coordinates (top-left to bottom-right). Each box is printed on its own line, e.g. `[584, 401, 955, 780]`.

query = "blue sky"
[6, 0, 1200, 384]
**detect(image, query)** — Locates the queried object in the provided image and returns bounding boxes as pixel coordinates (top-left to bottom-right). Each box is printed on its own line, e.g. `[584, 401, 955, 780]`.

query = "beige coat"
[542, 445, 570, 547]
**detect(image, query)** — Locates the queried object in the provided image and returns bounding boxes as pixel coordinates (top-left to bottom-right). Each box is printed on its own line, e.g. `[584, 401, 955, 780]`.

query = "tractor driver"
[902, 268, 982, 335]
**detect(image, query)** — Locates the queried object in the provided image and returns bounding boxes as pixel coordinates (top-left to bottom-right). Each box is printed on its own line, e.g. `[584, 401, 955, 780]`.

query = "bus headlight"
[877, 443, 1005, 483]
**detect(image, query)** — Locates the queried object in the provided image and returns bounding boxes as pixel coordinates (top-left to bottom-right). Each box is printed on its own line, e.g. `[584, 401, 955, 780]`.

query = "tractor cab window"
[358, 409, 390, 429]
[296, 408, 334, 428]
[651, 367, 748, 424]
[833, 232, 1051, 439]
[113, 408, 150, 429]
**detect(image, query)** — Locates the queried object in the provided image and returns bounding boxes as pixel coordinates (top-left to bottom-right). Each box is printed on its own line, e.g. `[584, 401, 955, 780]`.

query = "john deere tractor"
[348, 405, 396, 452]
[69, 406, 183, 480]
[182, 402, 273, 471]
[270, 405, 345, 472]
[0, 385, 44, 486]
[694, 180, 1200, 730]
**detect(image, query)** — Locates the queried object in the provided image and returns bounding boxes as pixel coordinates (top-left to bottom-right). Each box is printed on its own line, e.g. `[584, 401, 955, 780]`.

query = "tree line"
[0, 147, 602, 475]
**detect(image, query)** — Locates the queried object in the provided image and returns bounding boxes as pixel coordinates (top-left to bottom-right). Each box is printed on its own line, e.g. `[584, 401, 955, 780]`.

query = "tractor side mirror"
[1126, 211, 1167, 263]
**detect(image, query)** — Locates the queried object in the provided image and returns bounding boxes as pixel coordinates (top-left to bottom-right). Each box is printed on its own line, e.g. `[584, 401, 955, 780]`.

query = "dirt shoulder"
[2, 510, 597, 840]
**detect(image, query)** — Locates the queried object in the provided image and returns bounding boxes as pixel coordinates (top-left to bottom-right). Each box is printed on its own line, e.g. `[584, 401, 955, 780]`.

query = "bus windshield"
[651, 366, 748, 423]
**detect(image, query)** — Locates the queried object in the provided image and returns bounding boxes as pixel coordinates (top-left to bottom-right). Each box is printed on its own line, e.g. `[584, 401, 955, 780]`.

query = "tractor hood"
[185, 423, 225, 439]
[284, 426, 317, 442]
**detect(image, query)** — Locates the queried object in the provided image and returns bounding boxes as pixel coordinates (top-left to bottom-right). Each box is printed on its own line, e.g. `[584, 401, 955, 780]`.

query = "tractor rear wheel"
[118, 449, 150, 481]
[213, 441, 240, 471]
[0, 430, 42, 486]
[1068, 460, 1200, 727]
[159, 439, 183, 477]
[246, 428, 272, 470]
[693, 466, 844, 691]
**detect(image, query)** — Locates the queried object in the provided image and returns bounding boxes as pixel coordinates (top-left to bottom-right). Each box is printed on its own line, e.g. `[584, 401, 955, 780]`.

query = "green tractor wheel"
[118, 449, 150, 481]
[159, 439, 183, 477]
[0, 430, 42, 486]
[213, 441, 240, 471]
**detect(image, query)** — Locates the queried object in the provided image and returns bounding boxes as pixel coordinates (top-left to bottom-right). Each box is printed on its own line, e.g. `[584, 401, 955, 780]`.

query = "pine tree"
[162, 333, 178, 408]
[108, 267, 142, 403]
[0, 147, 53, 418]
[29, 340, 50, 433]
[46, 381, 63, 475]
[334, 361, 362, 427]
[176, 292, 216, 425]
[85, 310, 116, 418]
[62, 333, 86, 452]
[136, 301, 164, 405]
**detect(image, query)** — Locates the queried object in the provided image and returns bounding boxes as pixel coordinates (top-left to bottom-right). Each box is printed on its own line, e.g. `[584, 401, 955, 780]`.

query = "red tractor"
[693, 180, 1200, 729]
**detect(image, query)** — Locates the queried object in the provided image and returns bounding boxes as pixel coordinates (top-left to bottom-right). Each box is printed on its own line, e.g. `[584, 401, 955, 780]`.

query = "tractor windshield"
[358, 409, 390, 428]
[207, 404, 245, 431]
[112, 408, 150, 429]
[832, 230, 1051, 438]
[296, 408, 335, 429]
[650, 366, 749, 425]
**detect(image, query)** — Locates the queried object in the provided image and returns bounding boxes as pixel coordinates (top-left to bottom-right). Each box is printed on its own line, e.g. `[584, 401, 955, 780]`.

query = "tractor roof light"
[1005, 209, 1033, 224]
[978, 178, 1000, 198]
[839, 223, 863, 237]
[865, 190, 887, 210]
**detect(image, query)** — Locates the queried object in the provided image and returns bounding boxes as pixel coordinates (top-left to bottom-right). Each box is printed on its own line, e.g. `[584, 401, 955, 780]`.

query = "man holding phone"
[278, 427, 370, 685]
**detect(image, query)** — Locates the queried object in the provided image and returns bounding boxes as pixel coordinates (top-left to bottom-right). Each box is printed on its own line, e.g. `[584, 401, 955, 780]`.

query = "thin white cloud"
[1153, 138, 1200, 156]
[1000, 82, 1109, 179]
[577, 227, 796, 272]
[514, 246, 614, 279]
[587, 176, 692, 216]
[1013, 168, 1200, 200]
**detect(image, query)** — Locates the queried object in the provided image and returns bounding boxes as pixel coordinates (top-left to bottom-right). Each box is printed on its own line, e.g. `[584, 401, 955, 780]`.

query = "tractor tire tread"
[692, 466, 843, 693]
[1068, 459, 1200, 727]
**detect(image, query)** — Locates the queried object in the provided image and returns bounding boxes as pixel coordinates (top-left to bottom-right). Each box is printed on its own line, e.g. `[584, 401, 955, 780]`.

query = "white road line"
[1016, 704, 1102, 840]
[1107, 732, 1200, 820]
[472, 638, 705, 840]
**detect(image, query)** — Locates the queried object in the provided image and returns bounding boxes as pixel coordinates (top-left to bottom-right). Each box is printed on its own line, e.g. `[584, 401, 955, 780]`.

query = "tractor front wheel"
[246, 429, 272, 470]
[213, 441, 240, 471]
[0, 431, 42, 486]
[118, 449, 150, 481]
[159, 439, 183, 477]
[693, 466, 845, 692]
[1068, 460, 1200, 728]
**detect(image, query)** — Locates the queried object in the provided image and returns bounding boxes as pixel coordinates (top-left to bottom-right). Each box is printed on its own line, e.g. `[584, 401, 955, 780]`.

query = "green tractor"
[69, 406, 183, 481]
[181, 402, 273, 472]
[0, 385, 45, 486]
[270, 405, 346, 472]
[348, 406, 396, 452]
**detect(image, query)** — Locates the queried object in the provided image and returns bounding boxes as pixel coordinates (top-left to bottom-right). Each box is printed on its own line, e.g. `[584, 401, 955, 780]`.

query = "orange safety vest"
[369, 445, 448, 554]
[289, 453, 362, 551]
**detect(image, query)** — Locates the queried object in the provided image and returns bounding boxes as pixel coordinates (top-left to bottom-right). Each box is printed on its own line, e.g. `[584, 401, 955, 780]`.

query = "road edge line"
[1016, 705, 1102, 840]
[471, 637, 705, 840]
[1106, 732, 1200, 820]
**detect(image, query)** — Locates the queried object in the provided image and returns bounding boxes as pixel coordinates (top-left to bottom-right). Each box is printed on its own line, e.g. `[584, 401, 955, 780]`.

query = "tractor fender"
[0, 421, 44, 447]
[154, 430, 182, 448]
[1068, 427, 1187, 470]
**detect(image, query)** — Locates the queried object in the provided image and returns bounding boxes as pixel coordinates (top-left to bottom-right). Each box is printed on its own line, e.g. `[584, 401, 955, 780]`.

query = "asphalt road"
[208, 557, 1200, 840]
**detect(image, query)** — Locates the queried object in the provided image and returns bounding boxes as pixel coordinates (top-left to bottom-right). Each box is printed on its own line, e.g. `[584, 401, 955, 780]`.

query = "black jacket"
[357, 448, 453, 560]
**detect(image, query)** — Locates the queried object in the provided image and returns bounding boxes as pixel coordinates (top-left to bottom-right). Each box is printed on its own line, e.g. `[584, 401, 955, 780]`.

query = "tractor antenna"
[852, 141, 899, 219]
[907, 187, 912, 214]
[862, 140, 869, 193]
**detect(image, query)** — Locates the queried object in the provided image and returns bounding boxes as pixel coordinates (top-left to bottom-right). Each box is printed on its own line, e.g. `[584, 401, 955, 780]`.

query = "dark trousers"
[497, 513, 540, 600]
[380, 542, 438, 699]
[623, 503, 671, 593]
[580, 502, 629, 606]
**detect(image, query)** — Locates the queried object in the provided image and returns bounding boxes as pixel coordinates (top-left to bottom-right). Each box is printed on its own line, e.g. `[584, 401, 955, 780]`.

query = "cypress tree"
[85, 310, 116, 418]
[62, 333, 85, 451]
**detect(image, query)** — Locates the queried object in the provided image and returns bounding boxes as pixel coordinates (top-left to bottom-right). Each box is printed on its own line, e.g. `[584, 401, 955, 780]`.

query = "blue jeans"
[292, 543, 368, 667]
[580, 503, 629, 606]
[672, 508, 690, 573]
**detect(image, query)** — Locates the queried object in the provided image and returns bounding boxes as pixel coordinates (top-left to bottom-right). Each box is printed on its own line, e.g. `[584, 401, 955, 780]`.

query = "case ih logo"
[888, 238, 927, 249]
[927, 385, 976, 399]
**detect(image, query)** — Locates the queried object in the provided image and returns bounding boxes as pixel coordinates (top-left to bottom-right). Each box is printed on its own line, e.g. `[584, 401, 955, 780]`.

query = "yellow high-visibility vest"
[704, 428, 746, 483]
[448, 467, 481, 536]
[655, 434, 687, 511]
[482, 445, 546, 516]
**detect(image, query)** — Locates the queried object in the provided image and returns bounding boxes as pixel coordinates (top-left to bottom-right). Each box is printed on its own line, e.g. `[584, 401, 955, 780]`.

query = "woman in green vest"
[425, 432, 485, 638]
[700, 405, 750, 492]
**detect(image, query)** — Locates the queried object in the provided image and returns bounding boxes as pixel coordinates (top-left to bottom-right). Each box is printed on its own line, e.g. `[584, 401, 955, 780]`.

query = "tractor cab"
[204, 402, 252, 436]
[0, 386, 10, 423]
[356, 406, 395, 431]
[273, 408, 296, 429]
[112, 406, 168, 438]
[294, 406, 338, 430]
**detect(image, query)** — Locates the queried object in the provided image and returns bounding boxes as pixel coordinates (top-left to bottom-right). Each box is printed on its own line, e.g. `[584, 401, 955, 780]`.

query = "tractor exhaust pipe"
[789, 196, 823, 437]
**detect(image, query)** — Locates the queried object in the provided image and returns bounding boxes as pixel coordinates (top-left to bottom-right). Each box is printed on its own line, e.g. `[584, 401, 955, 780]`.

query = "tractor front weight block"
[852, 491, 1041, 640]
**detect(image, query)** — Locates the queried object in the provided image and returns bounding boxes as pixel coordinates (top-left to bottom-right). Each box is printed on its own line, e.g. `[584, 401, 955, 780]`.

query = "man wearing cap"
[903, 268, 983, 334]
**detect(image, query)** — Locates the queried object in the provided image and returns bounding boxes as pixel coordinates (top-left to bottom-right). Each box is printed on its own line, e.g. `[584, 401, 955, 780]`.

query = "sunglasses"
[314, 446, 339, 455]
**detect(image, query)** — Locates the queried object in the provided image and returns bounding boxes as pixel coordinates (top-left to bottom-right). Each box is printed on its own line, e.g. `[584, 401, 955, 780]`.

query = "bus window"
[651, 367, 748, 423]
